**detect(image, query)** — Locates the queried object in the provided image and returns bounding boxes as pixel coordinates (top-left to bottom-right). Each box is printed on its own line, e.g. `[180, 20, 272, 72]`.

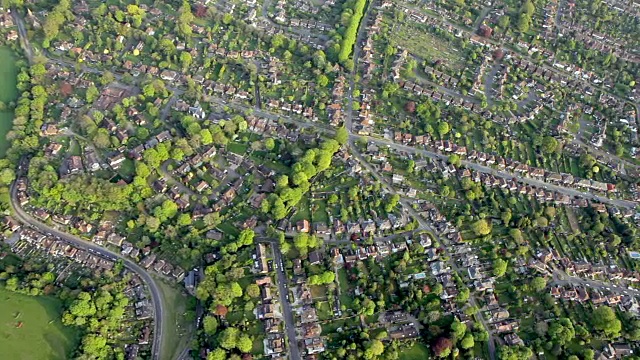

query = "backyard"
[0, 286, 79, 360]
[0, 46, 18, 157]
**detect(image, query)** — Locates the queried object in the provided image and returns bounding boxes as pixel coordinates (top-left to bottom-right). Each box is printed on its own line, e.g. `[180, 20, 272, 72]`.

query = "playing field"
[0, 46, 18, 157]
[0, 286, 79, 360]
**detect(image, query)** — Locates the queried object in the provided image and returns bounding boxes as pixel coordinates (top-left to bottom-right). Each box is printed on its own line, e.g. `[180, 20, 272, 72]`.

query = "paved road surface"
[9, 179, 166, 360]
[11, 8, 33, 64]
[260, 239, 301, 360]
[367, 138, 638, 209]
[210, 90, 637, 210]
[551, 266, 640, 297]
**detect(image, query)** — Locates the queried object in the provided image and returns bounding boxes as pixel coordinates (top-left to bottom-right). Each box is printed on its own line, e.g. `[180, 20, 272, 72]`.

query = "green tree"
[530, 277, 547, 292]
[177, 0, 194, 38]
[265, 138, 276, 151]
[203, 315, 219, 335]
[447, 154, 461, 166]
[86, 84, 99, 103]
[180, 51, 193, 69]
[517, 14, 531, 33]
[493, 258, 508, 277]
[219, 327, 239, 350]
[451, 319, 466, 340]
[238, 229, 255, 246]
[207, 348, 227, 360]
[437, 121, 451, 136]
[236, 334, 253, 353]
[541, 136, 558, 154]
[498, 345, 533, 360]
[591, 306, 622, 338]
[246, 284, 260, 298]
[460, 334, 475, 349]
[335, 126, 348, 145]
[471, 219, 491, 236]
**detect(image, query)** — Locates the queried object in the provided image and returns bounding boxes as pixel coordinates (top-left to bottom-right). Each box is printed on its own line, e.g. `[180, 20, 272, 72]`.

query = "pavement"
[363, 137, 638, 209]
[260, 238, 301, 360]
[11, 8, 33, 64]
[9, 178, 166, 360]
[550, 266, 640, 297]
[207, 93, 638, 210]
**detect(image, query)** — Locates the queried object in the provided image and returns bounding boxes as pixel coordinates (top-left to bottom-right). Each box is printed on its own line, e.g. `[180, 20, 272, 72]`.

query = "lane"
[210, 92, 636, 209]
[9, 179, 165, 360]
[260, 239, 301, 360]
[11, 7, 33, 64]
[550, 267, 640, 297]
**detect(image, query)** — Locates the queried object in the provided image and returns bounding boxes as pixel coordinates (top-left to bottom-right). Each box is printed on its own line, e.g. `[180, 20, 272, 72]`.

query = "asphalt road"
[206, 94, 637, 210]
[9, 180, 166, 360]
[364, 137, 638, 209]
[11, 8, 33, 64]
[551, 266, 640, 297]
[261, 239, 301, 360]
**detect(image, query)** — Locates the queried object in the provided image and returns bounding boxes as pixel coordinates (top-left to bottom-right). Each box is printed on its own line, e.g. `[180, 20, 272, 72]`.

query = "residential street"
[341, 3, 496, 356]
[9, 177, 166, 360]
[550, 266, 640, 298]
[260, 238, 302, 360]
[210, 89, 637, 210]
[9, 6, 639, 360]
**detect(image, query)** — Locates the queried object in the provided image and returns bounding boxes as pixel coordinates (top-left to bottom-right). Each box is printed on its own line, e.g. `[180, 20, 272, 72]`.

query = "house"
[431, 261, 447, 276]
[490, 308, 510, 322]
[66, 156, 84, 174]
[314, 223, 331, 236]
[2, 216, 21, 232]
[160, 70, 178, 81]
[108, 153, 126, 169]
[503, 333, 524, 346]
[389, 325, 419, 340]
[256, 243, 269, 273]
[308, 250, 323, 265]
[303, 337, 325, 355]
[296, 219, 310, 233]
[107, 233, 125, 247]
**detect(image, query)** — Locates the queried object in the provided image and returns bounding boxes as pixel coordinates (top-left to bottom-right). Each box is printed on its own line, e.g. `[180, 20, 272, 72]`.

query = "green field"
[153, 276, 195, 360]
[0, 286, 79, 360]
[0, 47, 18, 157]
[399, 342, 430, 360]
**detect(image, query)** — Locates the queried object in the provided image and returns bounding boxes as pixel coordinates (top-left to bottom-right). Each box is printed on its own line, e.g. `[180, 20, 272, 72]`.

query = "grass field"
[0, 286, 79, 360]
[0, 47, 18, 157]
[153, 276, 195, 360]
[399, 342, 430, 360]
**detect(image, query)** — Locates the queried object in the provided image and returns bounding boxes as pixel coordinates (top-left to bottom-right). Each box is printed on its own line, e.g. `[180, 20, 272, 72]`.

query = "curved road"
[9, 180, 165, 360]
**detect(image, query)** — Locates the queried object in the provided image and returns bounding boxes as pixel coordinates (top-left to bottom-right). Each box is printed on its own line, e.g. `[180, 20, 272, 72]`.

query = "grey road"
[208, 92, 637, 210]
[339, 7, 497, 353]
[11, 7, 33, 64]
[345, 0, 374, 133]
[9, 179, 166, 360]
[260, 238, 301, 360]
[366, 137, 638, 209]
[550, 266, 640, 297]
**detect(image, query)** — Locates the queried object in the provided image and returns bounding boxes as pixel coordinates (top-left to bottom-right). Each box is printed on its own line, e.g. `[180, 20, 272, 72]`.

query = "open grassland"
[0, 46, 18, 157]
[153, 276, 195, 360]
[0, 286, 79, 360]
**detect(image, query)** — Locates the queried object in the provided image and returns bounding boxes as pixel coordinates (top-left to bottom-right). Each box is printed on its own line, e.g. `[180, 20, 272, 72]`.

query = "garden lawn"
[399, 342, 430, 360]
[0, 286, 79, 360]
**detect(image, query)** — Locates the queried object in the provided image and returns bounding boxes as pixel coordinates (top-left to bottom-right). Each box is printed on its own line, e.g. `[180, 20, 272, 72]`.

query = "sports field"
[0, 286, 79, 360]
